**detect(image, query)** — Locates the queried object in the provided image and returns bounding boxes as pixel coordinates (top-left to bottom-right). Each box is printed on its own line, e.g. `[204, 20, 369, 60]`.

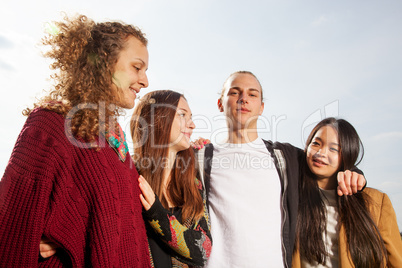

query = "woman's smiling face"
[307, 125, 342, 184]
[112, 36, 149, 109]
[169, 97, 195, 153]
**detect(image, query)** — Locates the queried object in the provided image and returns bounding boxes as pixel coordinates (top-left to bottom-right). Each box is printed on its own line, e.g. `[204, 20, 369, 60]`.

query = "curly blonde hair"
[24, 14, 147, 143]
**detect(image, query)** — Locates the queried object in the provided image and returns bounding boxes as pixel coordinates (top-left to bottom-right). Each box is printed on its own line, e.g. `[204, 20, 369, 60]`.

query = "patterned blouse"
[143, 178, 212, 267]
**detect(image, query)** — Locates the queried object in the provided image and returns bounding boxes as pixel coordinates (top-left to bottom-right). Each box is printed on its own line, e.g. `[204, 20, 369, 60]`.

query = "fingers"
[191, 137, 210, 149]
[39, 238, 57, 258]
[140, 194, 151, 211]
[138, 175, 155, 211]
[337, 186, 344, 197]
[356, 174, 366, 191]
[350, 172, 358, 194]
[337, 170, 365, 196]
[337, 171, 351, 196]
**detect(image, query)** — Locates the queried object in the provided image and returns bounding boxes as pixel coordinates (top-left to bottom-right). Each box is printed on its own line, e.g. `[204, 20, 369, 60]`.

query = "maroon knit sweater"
[0, 108, 151, 267]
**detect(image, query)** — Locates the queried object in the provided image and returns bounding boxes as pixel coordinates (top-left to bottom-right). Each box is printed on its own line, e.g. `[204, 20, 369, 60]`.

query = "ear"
[218, 99, 224, 112]
[259, 102, 265, 115]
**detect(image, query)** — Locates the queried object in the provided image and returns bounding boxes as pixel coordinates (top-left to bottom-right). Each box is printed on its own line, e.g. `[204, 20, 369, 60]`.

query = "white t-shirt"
[206, 138, 283, 268]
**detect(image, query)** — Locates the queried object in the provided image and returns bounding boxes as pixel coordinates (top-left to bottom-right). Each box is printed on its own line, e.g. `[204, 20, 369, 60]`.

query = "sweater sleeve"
[143, 179, 212, 267]
[0, 111, 64, 267]
[377, 193, 402, 267]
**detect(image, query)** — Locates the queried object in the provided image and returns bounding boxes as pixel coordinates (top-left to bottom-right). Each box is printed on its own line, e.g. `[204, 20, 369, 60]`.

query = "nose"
[316, 147, 328, 156]
[188, 118, 195, 129]
[237, 93, 248, 104]
[138, 71, 149, 88]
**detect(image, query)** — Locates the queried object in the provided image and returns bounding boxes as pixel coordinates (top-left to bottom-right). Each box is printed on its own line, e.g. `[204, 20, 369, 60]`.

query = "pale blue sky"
[1, 0, 401, 229]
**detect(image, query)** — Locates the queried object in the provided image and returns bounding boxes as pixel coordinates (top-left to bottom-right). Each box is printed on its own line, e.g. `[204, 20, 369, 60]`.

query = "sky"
[0, 0, 401, 229]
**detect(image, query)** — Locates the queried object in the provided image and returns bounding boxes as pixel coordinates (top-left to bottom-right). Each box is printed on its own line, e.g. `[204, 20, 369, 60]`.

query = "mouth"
[312, 158, 328, 167]
[130, 87, 140, 94]
[237, 107, 251, 113]
[182, 132, 192, 139]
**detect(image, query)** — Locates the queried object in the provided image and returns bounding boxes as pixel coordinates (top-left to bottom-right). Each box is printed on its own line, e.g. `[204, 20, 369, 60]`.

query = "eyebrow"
[229, 87, 261, 94]
[248, 88, 261, 94]
[133, 58, 148, 70]
[314, 137, 340, 146]
[177, 108, 192, 116]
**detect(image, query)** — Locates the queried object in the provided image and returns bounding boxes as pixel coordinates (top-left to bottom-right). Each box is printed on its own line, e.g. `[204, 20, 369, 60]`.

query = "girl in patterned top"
[131, 90, 212, 267]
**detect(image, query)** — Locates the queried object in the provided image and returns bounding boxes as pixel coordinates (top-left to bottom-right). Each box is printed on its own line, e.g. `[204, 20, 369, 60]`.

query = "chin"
[176, 143, 191, 153]
[310, 167, 324, 177]
[118, 102, 134, 110]
[182, 143, 191, 151]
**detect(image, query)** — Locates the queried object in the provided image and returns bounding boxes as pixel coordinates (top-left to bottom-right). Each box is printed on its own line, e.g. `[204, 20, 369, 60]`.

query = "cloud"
[0, 35, 14, 49]
[311, 15, 329, 27]
[375, 181, 402, 194]
[0, 31, 37, 73]
[370, 132, 402, 141]
[294, 40, 310, 50]
[0, 60, 15, 71]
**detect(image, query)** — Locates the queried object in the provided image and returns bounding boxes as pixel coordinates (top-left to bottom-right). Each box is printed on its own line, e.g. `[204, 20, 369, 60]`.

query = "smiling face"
[112, 36, 149, 109]
[307, 125, 342, 188]
[169, 97, 195, 153]
[218, 73, 264, 130]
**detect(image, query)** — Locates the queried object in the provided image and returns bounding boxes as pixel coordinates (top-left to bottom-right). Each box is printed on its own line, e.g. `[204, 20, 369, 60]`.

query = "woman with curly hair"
[131, 90, 212, 267]
[0, 14, 151, 267]
[293, 118, 402, 267]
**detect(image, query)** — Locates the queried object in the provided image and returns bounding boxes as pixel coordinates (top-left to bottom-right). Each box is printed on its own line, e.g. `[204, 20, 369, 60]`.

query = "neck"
[317, 175, 338, 190]
[226, 127, 259, 144]
[162, 149, 178, 207]
[163, 149, 178, 185]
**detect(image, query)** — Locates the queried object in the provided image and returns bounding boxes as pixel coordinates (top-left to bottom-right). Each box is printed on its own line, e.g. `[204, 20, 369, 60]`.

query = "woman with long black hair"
[293, 117, 402, 267]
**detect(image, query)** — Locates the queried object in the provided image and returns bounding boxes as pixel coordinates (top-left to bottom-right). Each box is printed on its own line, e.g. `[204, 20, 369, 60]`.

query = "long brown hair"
[24, 14, 147, 143]
[296, 117, 388, 267]
[131, 90, 203, 222]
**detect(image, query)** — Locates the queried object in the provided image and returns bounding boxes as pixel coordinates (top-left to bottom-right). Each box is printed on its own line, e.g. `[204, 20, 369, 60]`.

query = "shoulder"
[204, 143, 214, 151]
[261, 139, 303, 159]
[363, 187, 388, 205]
[364, 187, 384, 198]
[262, 139, 301, 152]
[28, 107, 64, 121]
[4, 109, 71, 179]
[20, 108, 77, 153]
[363, 187, 395, 218]
[24, 108, 65, 136]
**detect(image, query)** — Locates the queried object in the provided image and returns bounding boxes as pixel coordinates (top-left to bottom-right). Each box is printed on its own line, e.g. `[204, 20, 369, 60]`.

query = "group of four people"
[0, 14, 401, 267]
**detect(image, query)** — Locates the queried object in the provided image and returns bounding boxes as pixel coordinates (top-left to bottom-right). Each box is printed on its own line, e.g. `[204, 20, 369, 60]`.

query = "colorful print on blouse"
[144, 178, 212, 267]
[104, 123, 128, 162]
